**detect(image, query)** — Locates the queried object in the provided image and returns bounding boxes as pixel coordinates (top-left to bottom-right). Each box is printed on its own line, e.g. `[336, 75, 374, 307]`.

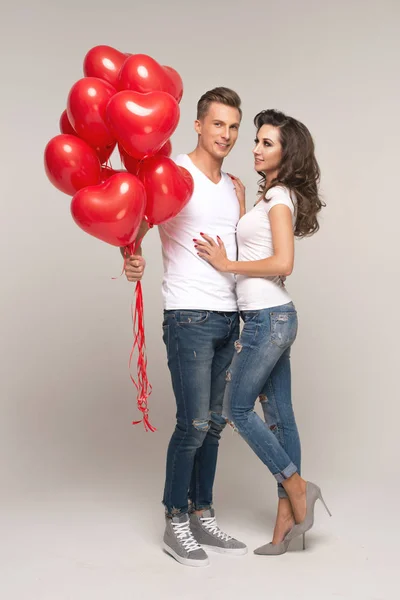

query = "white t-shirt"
[159, 154, 239, 310]
[236, 186, 296, 311]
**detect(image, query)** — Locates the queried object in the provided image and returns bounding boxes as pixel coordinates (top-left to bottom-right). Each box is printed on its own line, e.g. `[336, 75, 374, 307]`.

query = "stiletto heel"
[286, 481, 331, 541]
[302, 533, 306, 550]
[319, 492, 332, 517]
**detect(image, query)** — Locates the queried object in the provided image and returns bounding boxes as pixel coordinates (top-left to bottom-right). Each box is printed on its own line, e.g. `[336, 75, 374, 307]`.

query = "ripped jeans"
[224, 302, 301, 499]
[162, 309, 239, 516]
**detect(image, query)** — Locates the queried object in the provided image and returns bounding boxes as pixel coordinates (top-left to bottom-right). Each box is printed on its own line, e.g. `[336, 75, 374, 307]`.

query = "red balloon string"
[125, 239, 155, 432]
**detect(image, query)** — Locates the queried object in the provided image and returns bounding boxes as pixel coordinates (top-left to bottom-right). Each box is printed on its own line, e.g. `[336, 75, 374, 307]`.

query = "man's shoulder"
[221, 170, 236, 193]
[172, 153, 188, 167]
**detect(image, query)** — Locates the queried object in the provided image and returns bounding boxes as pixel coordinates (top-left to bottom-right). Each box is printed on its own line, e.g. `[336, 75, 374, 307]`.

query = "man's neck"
[187, 147, 223, 184]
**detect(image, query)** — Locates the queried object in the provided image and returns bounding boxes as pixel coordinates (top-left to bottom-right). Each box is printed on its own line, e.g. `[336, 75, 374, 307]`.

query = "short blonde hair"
[197, 87, 242, 120]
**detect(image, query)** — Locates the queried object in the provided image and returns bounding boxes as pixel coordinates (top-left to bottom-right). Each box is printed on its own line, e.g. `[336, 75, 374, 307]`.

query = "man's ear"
[194, 119, 202, 135]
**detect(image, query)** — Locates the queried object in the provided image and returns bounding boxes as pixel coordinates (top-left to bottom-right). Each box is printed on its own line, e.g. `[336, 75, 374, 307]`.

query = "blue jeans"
[162, 309, 239, 515]
[224, 302, 300, 498]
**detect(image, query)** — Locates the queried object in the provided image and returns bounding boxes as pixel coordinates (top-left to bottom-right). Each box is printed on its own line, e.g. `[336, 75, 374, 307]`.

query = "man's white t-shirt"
[236, 186, 296, 311]
[159, 154, 240, 311]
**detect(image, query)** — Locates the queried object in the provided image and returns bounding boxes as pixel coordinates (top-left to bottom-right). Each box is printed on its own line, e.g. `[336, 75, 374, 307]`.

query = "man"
[125, 88, 247, 567]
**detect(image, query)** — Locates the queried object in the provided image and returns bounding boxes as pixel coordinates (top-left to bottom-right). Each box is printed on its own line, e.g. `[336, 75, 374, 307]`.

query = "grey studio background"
[1, 1, 399, 599]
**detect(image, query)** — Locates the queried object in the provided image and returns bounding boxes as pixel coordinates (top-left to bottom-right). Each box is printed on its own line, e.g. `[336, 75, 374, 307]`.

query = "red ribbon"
[123, 241, 156, 432]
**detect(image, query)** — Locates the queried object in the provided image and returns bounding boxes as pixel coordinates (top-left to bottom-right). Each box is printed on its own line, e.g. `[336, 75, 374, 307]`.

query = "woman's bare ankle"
[272, 514, 295, 544]
[282, 474, 306, 497]
[277, 497, 294, 519]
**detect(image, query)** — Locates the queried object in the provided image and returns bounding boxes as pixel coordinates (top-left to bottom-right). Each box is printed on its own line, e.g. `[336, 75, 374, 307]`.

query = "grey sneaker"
[190, 509, 247, 555]
[163, 513, 209, 567]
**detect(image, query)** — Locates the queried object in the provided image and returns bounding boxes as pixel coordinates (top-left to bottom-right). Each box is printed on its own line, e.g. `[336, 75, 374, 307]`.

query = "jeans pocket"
[176, 310, 209, 325]
[241, 310, 260, 324]
[270, 311, 298, 348]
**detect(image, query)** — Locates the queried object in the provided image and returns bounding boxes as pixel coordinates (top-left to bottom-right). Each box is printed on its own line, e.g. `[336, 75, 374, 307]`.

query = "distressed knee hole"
[227, 420, 238, 433]
[192, 418, 210, 432]
[234, 340, 243, 353]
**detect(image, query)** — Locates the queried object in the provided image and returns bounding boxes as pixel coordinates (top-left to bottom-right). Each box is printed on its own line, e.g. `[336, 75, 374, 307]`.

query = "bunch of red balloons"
[44, 46, 195, 432]
[44, 45, 194, 249]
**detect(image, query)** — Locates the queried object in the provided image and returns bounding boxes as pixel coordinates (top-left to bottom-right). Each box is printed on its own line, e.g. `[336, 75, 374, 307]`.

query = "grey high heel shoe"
[286, 481, 332, 541]
[254, 532, 306, 555]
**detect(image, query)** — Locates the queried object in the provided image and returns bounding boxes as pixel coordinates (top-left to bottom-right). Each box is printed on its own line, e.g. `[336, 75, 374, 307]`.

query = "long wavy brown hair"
[254, 109, 325, 238]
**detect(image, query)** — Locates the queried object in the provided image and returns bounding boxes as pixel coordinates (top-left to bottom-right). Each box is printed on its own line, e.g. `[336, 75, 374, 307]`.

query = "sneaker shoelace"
[172, 521, 202, 552]
[200, 516, 232, 541]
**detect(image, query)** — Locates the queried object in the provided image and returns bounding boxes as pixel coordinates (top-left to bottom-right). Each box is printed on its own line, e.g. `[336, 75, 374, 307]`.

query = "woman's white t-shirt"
[236, 186, 296, 311]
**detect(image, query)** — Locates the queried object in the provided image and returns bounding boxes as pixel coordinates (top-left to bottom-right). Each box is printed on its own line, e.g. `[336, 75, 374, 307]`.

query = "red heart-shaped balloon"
[137, 155, 194, 225]
[100, 166, 127, 182]
[71, 173, 146, 247]
[96, 142, 117, 165]
[159, 139, 173, 157]
[59, 110, 76, 135]
[118, 144, 140, 174]
[60, 108, 116, 165]
[44, 134, 101, 196]
[163, 66, 183, 103]
[119, 139, 172, 175]
[83, 45, 128, 89]
[118, 54, 171, 94]
[107, 91, 179, 160]
[67, 77, 116, 151]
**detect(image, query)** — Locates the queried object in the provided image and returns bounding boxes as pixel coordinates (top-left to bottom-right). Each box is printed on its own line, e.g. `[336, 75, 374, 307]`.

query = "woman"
[194, 109, 331, 555]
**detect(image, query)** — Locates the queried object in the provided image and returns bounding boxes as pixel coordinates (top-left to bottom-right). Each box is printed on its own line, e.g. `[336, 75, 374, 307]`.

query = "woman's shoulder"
[265, 185, 297, 213]
[265, 184, 293, 200]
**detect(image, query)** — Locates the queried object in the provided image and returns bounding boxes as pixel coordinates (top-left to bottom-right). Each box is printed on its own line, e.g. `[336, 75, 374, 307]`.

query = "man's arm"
[120, 219, 150, 282]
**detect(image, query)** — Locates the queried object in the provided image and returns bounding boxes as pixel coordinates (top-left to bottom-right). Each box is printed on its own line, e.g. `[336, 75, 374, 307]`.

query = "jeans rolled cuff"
[163, 500, 189, 518]
[273, 461, 298, 484]
[278, 486, 289, 499]
[188, 503, 213, 513]
[164, 509, 189, 518]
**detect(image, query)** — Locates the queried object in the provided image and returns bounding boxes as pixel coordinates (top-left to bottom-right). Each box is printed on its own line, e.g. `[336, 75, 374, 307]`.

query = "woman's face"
[253, 124, 282, 178]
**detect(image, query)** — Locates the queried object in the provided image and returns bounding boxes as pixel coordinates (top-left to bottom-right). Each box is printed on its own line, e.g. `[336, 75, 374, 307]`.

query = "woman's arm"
[195, 204, 294, 277]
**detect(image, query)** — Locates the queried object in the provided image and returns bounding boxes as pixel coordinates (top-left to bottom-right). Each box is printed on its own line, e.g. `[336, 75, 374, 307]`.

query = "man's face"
[195, 102, 241, 159]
